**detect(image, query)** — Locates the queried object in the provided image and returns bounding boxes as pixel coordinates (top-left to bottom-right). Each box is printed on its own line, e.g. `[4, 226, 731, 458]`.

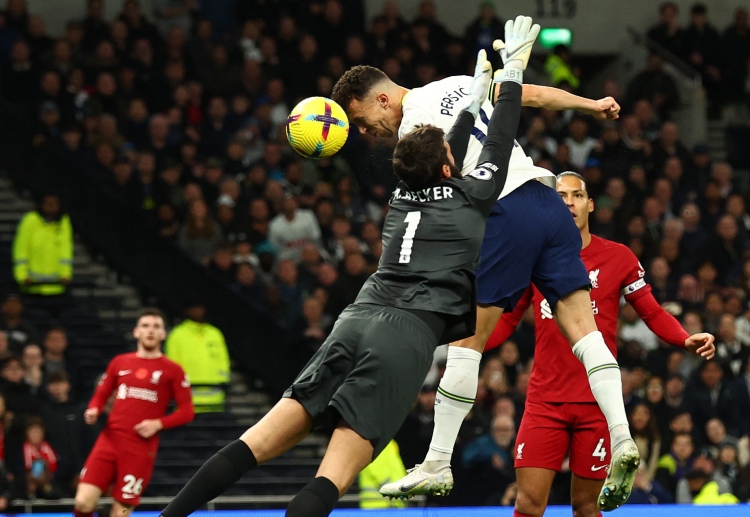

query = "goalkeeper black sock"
[160, 440, 257, 517]
[286, 477, 340, 517]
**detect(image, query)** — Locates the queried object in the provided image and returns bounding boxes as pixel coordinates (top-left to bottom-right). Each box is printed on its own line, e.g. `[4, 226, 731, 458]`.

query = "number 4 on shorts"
[592, 438, 606, 461]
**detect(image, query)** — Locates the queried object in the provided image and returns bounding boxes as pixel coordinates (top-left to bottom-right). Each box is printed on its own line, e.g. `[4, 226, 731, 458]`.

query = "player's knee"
[73, 494, 98, 514]
[515, 487, 546, 517]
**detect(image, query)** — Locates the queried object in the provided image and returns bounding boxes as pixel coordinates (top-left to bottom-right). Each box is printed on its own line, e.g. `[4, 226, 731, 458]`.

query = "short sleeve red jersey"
[525, 235, 650, 403]
[87, 353, 194, 453]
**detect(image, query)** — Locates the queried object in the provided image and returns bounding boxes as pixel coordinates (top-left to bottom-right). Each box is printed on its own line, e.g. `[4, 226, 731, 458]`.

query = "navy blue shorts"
[476, 180, 589, 310]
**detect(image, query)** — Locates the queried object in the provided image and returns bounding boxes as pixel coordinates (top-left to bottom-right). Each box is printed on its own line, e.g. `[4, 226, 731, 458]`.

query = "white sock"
[423, 347, 481, 467]
[571, 331, 631, 450]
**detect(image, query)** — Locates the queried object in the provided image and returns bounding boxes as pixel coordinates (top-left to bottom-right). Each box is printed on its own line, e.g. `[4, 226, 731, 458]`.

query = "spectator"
[206, 244, 236, 285]
[461, 414, 516, 506]
[165, 300, 230, 412]
[630, 402, 662, 481]
[177, 198, 223, 265]
[299, 298, 331, 353]
[707, 215, 743, 285]
[152, 0, 195, 36]
[12, 193, 73, 316]
[230, 262, 267, 314]
[684, 4, 722, 117]
[680, 202, 710, 259]
[677, 447, 735, 503]
[0, 294, 39, 354]
[681, 467, 739, 504]
[650, 121, 690, 174]
[564, 117, 597, 170]
[1, 355, 40, 421]
[22, 417, 58, 498]
[646, 2, 686, 58]
[544, 44, 580, 90]
[464, 1, 504, 57]
[40, 371, 85, 497]
[20, 344, 44, 396]
[326, 252, 369, 318]
[715, 314, 749, 376]
[656, 431, 695, 495]
[497, 341, 522, 389]
[268, 194, 322, 263]
[42, 327, 78, 393]
[685, 360, 743, 441]
[624, 52, 680, 121]
[720, 8, 750, 106]
[712, 162, 740, 200]
[275, 259, 305, 331]
[715, 438, 746, 499]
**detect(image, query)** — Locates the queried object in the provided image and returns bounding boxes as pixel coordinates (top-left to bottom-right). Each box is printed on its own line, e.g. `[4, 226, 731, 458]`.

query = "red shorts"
[514, 400, 610, 480]
[80, 433, 156, 506]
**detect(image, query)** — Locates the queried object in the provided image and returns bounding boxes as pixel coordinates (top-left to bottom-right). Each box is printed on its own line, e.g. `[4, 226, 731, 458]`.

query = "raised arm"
[522, 84, 620, 120]
[462, 16, 538, 214]
[445, 51, 490, 171]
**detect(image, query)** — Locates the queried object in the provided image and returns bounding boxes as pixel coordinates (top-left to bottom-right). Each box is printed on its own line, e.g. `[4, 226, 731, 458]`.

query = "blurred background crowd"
[0, 0, 749, 508]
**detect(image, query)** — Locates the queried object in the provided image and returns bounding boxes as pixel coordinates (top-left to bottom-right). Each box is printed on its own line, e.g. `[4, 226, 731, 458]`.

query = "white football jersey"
[399, 75, 555, 198]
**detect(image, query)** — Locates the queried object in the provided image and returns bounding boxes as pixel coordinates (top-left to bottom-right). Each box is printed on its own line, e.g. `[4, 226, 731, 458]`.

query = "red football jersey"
[506, 235, 650, 403]
[88, 353, 194, 453]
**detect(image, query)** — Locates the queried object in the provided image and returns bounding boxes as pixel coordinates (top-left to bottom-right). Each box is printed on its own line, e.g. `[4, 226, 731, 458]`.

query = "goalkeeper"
[380, 16, 640, 513]
[159, 24, 520, 517]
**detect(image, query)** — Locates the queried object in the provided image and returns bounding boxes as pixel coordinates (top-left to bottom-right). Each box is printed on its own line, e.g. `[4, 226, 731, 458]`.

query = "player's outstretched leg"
[554, 290, 639, 511]
[379, 306, 503, 499]
[379, 305, 502, 499]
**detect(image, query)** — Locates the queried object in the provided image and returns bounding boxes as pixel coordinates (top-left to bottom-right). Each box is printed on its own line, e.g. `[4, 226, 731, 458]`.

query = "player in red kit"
[486, 172, 716, 517]
[74, 308, 194, 517]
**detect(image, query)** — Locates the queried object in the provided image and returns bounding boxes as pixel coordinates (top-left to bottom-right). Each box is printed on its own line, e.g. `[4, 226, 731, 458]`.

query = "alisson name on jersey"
[392, 186, 455, 203]
[440, 87, 470, 115]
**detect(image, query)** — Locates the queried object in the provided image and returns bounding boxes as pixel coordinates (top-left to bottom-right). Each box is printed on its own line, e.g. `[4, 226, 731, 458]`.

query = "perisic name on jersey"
[438, 85, 470, 116]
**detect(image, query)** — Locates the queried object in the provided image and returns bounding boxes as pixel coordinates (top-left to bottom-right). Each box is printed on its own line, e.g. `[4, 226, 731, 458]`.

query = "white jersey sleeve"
[398, 76, 554, 198]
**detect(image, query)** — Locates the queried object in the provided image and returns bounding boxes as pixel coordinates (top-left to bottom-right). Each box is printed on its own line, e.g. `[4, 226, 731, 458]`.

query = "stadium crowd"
[0, 0, 749, 507]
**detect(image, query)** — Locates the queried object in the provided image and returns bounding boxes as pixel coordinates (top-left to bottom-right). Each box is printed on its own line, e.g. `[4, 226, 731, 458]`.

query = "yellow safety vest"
[166, 320, 230, 412]
[359, 440, 408, 509]
[12, 211, 73, 295]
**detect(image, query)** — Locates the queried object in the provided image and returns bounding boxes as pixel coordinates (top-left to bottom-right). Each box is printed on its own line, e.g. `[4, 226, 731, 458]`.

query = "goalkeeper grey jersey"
[354, 165, 502, 343]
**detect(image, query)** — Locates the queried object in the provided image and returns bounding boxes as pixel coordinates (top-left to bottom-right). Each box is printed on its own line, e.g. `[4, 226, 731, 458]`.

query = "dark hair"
[331, 65, 389, 110]
[137, 307, 166, 323]
[25, 416, 45, 431]
[392, 125, 447, 190]
[629, 402, 661, 443]
[557, 171, 589, 195]
[685, 468, 710, 482]
[691, 3, 707, 16]
[47, 370, 69, 384]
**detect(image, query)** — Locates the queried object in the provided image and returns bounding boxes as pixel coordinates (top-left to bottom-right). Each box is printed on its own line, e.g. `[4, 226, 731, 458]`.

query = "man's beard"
[448, 162, 461, 179]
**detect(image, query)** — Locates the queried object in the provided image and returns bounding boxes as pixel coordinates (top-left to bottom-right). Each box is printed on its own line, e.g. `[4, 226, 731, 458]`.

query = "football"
[285, 96, 349, 159]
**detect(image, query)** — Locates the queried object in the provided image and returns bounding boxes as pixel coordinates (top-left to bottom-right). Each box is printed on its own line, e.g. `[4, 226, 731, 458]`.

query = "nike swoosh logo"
[399, 479, 424, 492]
[118, 370, 132, 376]
[121, 494, 136, 499]
[591, 464, 608, 472]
